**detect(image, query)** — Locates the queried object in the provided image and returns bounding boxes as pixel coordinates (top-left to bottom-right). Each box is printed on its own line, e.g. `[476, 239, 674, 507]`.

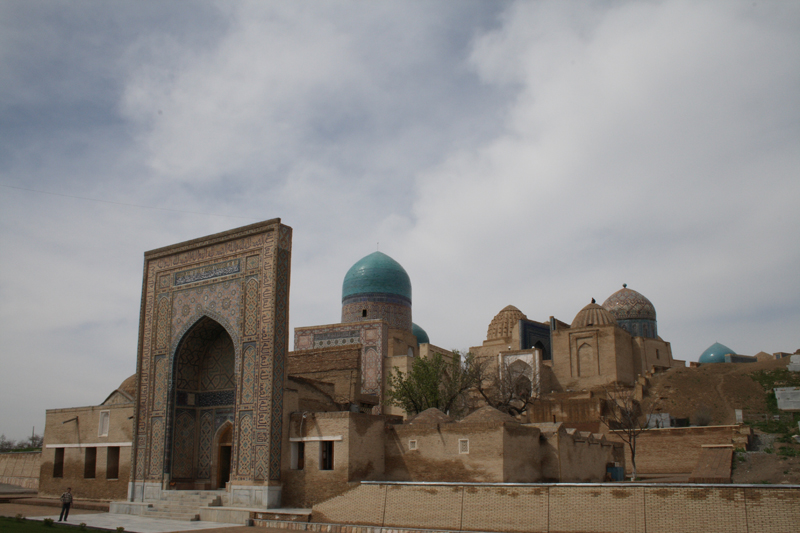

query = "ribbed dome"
[487, 305, 527, 341]
[602, 285, 656, 321]
[699, 342, 736, 364]
[571, 302, 617, 328]
[412, 323, 429, 345]
[118, 374, 137, 397]
[342, 251, 411, 301]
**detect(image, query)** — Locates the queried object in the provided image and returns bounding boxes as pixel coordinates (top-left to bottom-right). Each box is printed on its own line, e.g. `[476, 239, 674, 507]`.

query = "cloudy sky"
[1, 0, 798, 440]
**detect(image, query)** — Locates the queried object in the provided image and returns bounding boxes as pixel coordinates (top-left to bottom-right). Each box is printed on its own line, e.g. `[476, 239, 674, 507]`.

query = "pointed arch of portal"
[166, 315, 238, 489]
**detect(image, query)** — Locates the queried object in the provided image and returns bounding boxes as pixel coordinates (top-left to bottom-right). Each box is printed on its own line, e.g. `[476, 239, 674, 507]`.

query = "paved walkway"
[0, 483, 274, 533]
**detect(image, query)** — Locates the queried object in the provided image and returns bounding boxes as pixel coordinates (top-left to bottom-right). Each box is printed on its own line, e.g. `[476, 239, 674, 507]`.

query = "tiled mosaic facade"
[131, 220, 291, 490]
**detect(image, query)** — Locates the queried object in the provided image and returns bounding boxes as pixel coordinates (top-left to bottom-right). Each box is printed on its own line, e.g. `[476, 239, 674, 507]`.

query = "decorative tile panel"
[197, 410, 213, 479]
[153, 357, 167, 412]
[149, 417, 164, 477]
[244, 277, 259, 337]
[172, 410, 195, 479]
[241, 344, 256, 405]
[237, 412, 253, 476]
[155, 296, 170, 350]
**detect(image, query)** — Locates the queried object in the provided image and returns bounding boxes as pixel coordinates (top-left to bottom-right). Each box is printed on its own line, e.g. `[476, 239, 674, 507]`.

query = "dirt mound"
[643, 357, 791, 425]
[732, 451, 800, 484]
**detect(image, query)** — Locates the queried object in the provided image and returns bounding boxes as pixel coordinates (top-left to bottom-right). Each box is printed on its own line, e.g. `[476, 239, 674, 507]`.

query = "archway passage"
[216, 425, 232, 489]
[170, 317, 236, 489]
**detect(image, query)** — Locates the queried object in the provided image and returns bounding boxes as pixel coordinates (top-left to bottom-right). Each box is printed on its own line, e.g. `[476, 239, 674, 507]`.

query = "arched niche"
[167, 316, 237, 489]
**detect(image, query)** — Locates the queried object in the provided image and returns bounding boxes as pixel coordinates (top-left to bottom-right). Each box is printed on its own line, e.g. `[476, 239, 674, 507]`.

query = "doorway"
[218, 445, 231, 488]
[216, 424, 232, 489]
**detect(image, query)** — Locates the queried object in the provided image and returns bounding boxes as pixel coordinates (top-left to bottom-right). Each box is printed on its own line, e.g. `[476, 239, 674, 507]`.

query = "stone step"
[143, 509, 201, 521]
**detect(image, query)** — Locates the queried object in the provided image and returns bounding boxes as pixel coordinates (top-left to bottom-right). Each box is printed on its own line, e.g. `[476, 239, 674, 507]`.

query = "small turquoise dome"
[412, 323, 430, 345]
[699, 342, 736, 364]
[342, 252, 411, 302]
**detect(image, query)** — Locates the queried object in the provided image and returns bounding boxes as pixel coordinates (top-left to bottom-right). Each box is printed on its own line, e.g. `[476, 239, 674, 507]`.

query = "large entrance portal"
[169, 316, 236, 489]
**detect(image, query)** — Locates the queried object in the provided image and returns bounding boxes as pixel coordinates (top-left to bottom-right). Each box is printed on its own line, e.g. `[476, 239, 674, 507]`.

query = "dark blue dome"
[412, 323, 430, 345]
[342, 252, 411, 302]
[699, 342, 736, 364]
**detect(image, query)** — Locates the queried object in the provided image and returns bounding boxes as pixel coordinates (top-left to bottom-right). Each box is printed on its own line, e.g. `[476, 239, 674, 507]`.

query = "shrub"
[692, 405, 713, 426]
[80, 523, 87, 530]
[15, 514, 24, 521]
[117, 527, 125, 533]
[43, 518, 55, 527]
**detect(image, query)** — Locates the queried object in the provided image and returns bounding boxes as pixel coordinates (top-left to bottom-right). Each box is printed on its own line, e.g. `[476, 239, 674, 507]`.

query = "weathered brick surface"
[383, 484, 463, 530]
[644, 487, 746, 533]
[461, 485, 547, 533]
[312, 483, 386, 526]
[605, 425, 737, 474]
[688, 447, 733, 483]
[305, 482, 800, 533]
[744, 487, 800, 532]
[549, 485, 644, 533]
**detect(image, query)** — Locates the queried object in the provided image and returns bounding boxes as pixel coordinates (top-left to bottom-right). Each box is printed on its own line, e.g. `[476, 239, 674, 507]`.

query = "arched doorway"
[169, 316, 236, 489]
[215, 424, 233, 489]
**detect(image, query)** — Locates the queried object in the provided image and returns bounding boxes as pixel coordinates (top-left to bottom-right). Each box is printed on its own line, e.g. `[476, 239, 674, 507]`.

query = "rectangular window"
[84, 447, 97, 479]
[98, 411, 110, 437]
[319, 441, 334, 470]
[53, 448, 64, 478]
[290, 442, 305, 470]
[106, 446, 120, 479]
[408, 440, 418, 451]
[458, 439, 469, 454]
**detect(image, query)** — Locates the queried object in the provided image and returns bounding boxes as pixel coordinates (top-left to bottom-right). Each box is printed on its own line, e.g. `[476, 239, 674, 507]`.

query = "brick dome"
[487, 305, 527, 341]
[571, 302, 617, 328]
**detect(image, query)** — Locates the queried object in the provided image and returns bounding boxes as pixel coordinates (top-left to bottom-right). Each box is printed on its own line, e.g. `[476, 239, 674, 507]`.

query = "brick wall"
[38, 403, 133, 500]
[605, 425, 740, 474]
[0, 451, 40, 489]
[308, 482, 800, 533]
[287, 346, 361, 404]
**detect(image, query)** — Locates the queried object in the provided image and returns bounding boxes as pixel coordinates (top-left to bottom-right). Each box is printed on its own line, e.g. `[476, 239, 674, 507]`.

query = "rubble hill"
[643, 357, 794, 425]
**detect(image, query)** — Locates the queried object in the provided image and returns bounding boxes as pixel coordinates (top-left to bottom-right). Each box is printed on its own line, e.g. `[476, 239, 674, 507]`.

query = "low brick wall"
[0, 451, 41, 490]
[606, 425, 741, 474]
[297, 481, 800, 533]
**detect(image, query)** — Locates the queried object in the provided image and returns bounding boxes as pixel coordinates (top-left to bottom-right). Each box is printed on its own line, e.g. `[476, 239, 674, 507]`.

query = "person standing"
[58, 487, 73, 521]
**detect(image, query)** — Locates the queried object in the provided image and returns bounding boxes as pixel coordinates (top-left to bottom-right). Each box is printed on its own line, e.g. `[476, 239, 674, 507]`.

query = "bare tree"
[474, 357, 540, 416]
[600, 383, 659, 481]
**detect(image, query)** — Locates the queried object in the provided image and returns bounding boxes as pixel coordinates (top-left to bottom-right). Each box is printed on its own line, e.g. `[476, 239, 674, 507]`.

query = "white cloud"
[1, 1, 798, 440]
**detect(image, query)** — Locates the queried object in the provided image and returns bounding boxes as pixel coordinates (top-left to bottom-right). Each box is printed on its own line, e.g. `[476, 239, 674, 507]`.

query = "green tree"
[385, 351, 479, 416]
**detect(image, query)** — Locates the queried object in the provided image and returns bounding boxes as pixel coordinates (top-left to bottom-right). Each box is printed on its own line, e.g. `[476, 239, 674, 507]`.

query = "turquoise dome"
[699, 342, 736, 364]
[342, 252, 411, 302]
[412, 323, 430, 345]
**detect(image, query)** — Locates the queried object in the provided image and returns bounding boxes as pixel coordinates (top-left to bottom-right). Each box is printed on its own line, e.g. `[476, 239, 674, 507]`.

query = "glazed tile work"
[131, 220, 292, 490]
[602, 285, 658, 338]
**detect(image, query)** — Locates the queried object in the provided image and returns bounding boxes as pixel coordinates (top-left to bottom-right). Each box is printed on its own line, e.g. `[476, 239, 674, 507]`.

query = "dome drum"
[342, 300, 411, 330]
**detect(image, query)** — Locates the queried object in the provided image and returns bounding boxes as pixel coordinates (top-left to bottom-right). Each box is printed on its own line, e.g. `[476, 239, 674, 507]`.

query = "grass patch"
[778, 446, 800, 457]
[0, 517, 74, 533]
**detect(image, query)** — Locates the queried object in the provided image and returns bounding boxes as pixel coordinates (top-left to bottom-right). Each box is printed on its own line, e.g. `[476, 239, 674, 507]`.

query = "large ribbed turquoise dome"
[699, 342, 736, 364]
[412, 323, 429, 345]
[342, 252, 411, 301]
